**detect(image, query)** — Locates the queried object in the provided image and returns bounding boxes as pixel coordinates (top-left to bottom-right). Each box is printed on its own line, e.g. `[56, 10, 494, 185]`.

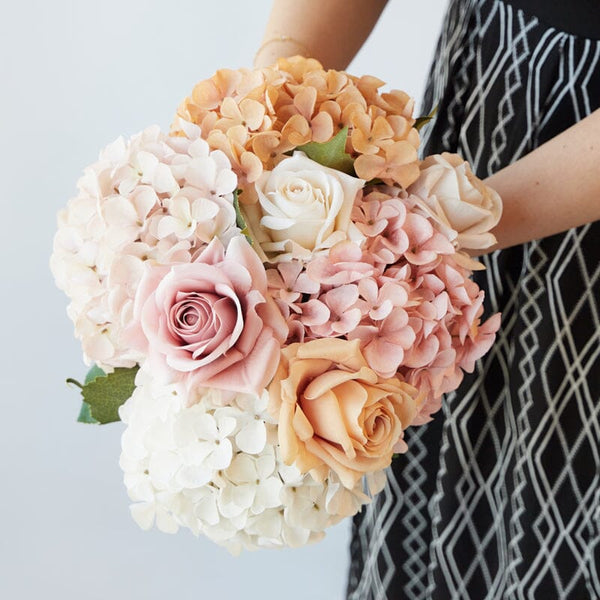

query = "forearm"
[254, 0, 389, 69]
[485, 108, 600, 252]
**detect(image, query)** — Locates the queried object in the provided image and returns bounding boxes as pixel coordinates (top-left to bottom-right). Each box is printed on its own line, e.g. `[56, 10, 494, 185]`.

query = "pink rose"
[127, 236, 288, 395]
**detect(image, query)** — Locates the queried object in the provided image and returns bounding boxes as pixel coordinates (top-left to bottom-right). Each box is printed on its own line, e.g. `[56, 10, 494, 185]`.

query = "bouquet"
[51, 57, 502, 553]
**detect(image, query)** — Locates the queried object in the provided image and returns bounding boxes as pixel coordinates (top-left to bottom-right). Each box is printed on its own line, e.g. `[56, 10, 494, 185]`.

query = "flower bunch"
[52, 57, 502, 552]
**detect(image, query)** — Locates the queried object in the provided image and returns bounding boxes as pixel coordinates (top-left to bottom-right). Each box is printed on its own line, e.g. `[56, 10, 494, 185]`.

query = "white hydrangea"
[51, 124, 239, 368]
[119, 369, 380, 553]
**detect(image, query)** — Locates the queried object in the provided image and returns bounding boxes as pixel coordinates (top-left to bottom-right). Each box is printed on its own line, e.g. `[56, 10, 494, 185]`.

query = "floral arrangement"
[51, 57, 502, 553]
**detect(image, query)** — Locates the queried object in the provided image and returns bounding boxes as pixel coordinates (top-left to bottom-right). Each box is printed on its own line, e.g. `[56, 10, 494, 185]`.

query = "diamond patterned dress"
[347, 0, 600, 598]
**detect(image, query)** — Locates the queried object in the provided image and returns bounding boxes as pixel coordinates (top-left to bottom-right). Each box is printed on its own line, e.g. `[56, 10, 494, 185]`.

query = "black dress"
[347, 1, 600, 598]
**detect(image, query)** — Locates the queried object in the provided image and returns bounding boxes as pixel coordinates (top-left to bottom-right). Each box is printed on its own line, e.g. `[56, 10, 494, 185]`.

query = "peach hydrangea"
[172, 56, 421, 189]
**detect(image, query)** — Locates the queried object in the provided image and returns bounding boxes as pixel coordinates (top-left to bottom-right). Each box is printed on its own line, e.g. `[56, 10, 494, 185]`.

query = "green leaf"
[83, 366, 139, 424]
[233, 189, 253, 245]
[296, 126, 355, 175]
[77, 401, 99, 424]
[414, 105, 438, 131]
[67, 365, 139, 425]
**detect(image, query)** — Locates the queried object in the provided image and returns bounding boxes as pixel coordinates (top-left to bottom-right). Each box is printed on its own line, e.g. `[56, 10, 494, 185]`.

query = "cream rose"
[268, 338, 420, 489]
[243, 152, 365, 262]
[408, 152, 502, 251]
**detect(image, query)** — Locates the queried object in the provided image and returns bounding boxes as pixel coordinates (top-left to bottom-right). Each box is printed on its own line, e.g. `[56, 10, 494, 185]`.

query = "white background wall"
[0, 1, 446, 598]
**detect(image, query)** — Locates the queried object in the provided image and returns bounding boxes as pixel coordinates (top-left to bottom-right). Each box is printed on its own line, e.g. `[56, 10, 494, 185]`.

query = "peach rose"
[408, 152, 502, 251]
[268, 338, 420, 489]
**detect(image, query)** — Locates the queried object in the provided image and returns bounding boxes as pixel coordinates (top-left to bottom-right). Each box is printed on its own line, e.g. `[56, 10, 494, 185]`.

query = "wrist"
[254, 35, 311, 68]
